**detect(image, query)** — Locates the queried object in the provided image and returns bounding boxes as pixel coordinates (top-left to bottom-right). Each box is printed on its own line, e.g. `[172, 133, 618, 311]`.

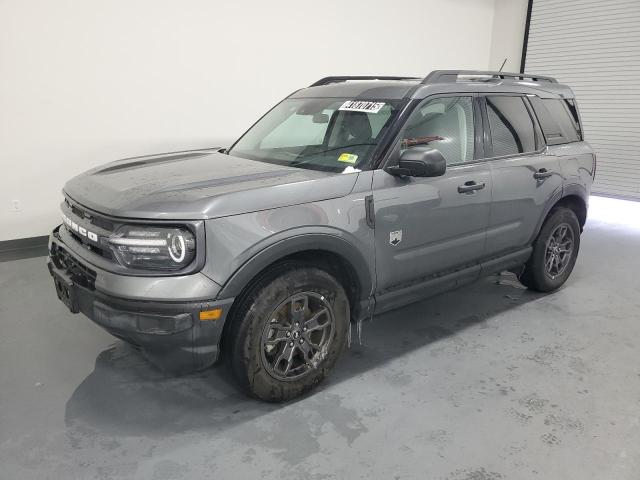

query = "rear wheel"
[520, 207, 581, 292]
[226, 262, 350, 402]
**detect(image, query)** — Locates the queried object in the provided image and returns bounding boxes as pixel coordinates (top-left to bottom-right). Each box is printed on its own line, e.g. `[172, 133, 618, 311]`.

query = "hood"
[63, 149, 359, 219]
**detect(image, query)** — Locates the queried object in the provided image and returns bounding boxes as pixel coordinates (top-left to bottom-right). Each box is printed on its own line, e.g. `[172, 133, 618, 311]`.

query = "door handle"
[534, 168, 554, 180]
[457, 181, 486, 194]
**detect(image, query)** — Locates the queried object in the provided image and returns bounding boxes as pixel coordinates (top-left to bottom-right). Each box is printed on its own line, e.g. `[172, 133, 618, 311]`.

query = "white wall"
[1, 0, 522, 241]
[489, 0, 529, 73]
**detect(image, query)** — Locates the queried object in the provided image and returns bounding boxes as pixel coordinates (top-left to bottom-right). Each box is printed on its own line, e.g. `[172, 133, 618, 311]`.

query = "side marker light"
[199, 309, 223, 321]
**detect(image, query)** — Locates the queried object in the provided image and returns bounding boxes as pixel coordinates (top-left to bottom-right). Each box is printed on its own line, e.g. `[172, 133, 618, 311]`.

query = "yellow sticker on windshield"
[338, 153, 358, 164]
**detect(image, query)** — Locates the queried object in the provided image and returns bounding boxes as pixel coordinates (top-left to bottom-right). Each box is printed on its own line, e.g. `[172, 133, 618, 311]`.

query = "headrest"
[344, 111, 372, 140]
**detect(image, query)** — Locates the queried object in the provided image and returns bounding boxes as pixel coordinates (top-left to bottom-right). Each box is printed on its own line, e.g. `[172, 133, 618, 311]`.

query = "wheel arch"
[217, 233, 374, 321]
[532, 184, 588, 243]
[554, 194, 587, 230]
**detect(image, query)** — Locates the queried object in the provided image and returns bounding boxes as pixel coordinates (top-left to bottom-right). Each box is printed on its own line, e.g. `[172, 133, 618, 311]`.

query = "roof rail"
[310, 76, 420, 87]
[422, 70, 557, 84]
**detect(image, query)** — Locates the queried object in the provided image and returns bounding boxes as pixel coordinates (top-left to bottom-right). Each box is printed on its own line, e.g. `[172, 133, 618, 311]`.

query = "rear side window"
[486, 96, 537, 157]
[529, 96, 582, 145]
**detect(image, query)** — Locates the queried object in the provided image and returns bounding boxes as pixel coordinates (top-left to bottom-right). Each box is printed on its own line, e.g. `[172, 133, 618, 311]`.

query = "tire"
[519, 207, 581, 292]
[226, 262, 350, 402]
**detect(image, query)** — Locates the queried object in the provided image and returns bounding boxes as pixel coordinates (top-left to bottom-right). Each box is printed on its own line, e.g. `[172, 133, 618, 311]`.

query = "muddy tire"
[520, 207, 581, 292]
[226, 262, 350, 402]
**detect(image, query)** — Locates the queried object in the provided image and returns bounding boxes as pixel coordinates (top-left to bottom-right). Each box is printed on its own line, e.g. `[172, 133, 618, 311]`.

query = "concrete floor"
[1, 196, 639, 480]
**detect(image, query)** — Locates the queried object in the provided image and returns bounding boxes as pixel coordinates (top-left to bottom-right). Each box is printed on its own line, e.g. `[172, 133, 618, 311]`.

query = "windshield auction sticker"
[338, 100, 385, 113]
[338, 153, 358, 164]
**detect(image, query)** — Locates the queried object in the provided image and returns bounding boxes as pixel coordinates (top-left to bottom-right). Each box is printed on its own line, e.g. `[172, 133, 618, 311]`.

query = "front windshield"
[228, 97, 403, 172]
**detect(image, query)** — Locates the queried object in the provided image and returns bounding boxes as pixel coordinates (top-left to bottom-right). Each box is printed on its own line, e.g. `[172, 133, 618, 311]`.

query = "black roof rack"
[310, 76, 420, 87]
[422, 70, 557, 84]
[308, 71, 557, 88]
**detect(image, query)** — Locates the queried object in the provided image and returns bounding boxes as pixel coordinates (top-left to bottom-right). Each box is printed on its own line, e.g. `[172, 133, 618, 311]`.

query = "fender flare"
[216, 231, 374, 303]
[529, 183, 589, 243]
[562, 183, 590, 205]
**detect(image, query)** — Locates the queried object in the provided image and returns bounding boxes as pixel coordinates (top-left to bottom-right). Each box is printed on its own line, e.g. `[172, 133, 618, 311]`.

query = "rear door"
[372, 94, 492, 295]
[481, 95, 562, 257]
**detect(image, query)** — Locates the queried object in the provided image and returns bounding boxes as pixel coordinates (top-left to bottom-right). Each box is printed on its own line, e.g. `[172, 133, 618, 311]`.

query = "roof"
[292, 70, 575, 101]
[292, 79, 420, 101]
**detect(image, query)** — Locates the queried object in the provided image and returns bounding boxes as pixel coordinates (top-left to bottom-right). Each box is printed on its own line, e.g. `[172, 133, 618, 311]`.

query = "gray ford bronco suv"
[48, 70, 595, 401]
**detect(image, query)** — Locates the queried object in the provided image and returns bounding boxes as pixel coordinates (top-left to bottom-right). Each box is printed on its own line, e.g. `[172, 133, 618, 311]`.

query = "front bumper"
[48, 227, 234, 373]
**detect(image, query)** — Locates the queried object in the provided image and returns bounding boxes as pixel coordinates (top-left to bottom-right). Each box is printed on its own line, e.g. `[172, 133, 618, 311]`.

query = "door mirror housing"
[385, 147, 447, 177]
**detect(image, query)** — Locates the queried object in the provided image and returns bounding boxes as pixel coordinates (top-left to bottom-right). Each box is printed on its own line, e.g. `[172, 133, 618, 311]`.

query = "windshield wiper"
[289, 143, 376, 166]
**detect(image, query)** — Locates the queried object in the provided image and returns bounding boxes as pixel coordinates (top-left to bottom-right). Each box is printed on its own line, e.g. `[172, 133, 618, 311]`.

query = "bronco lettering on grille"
[61, 213, 99, 242]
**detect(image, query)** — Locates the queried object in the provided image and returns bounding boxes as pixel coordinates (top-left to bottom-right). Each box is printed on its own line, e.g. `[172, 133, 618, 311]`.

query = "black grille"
[51, 242, 97, 290]
[66, 227, 115, 260]
[63, 197, 116, 262]
[66, 199, 115, 231]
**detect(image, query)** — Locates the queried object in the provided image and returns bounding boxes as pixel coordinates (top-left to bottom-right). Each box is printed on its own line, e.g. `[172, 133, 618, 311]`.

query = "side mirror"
[385, 147, 447, 177]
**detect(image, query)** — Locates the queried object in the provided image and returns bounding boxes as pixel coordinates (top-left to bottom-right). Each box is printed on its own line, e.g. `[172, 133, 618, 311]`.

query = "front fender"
[201, 172, 376, 314]
[215, 229, 374, 302]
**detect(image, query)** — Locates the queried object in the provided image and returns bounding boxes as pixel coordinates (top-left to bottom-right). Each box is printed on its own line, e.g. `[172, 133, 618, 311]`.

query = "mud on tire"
[225, 262, 350, 402]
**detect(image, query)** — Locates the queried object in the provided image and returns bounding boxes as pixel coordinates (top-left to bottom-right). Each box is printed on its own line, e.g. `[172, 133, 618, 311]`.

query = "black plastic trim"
[217, 233, 373, 302]
[528, 184, 589, 244]
[479, 247, 532, 277]
[375, 264, 481, 315]
[368, 98, 416, 170]
[374, 246, 532, 316]
[47, 254, 233, 372]
[473, 96, 486, 160]
[365, 195, 375, 229]
[423, 69, 556, 84]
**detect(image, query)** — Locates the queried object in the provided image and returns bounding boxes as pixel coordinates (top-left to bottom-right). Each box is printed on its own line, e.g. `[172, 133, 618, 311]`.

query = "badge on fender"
[389, 230, 402, 246]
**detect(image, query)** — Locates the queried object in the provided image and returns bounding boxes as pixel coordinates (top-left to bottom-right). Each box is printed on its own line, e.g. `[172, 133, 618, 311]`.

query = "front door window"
[401, 96, 475, 165]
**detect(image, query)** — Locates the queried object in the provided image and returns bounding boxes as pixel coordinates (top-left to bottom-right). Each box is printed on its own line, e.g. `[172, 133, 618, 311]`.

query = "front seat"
[342, 111, 373, 145]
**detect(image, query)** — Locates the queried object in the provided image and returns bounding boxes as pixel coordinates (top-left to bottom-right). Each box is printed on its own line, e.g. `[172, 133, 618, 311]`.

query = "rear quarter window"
[529, 97, 582, 145]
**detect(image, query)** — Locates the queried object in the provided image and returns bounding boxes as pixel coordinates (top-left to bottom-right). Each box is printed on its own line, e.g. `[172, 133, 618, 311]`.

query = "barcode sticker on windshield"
[339, 100, 385, 113]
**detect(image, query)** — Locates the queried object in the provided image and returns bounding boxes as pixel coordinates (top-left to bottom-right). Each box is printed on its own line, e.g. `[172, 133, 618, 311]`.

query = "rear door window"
[486, 96, 537, 157]
[529, 97, 582, 145]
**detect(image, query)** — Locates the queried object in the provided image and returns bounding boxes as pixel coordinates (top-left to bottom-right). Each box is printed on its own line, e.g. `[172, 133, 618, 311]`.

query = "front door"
[372, 95, 492, 298]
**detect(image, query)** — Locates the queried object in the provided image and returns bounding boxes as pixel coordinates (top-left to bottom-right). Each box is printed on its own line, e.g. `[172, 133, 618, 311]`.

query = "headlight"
[107, 225, 196, 271]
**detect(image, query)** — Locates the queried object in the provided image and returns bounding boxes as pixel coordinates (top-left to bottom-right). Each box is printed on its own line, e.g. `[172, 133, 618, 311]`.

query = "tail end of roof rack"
[423, 70, 557, 84]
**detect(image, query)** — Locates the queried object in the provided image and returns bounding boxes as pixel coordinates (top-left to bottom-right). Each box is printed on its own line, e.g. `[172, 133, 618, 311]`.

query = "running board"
[372, 247, 532, 316]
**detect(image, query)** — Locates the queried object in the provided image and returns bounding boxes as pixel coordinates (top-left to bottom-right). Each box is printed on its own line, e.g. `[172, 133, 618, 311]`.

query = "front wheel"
[226, 262, 350, 402]
[519, 207, 581, 292]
